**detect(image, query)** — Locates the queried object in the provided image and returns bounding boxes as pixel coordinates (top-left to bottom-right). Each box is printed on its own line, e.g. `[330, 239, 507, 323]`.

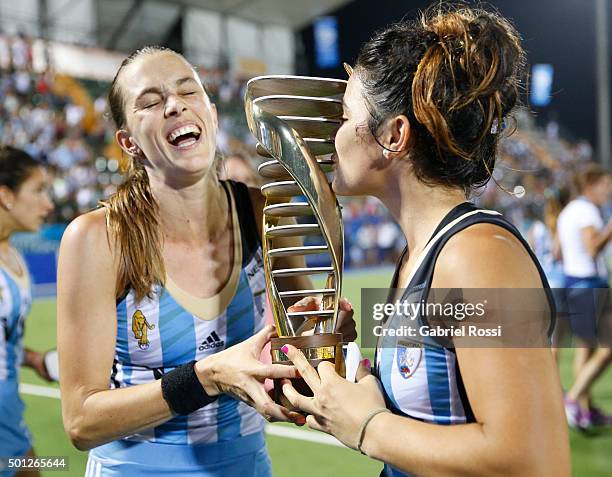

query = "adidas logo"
[198, 331, 225, 351]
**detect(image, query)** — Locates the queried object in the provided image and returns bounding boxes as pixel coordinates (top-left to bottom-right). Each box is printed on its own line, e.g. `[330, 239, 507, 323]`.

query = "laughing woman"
[281, 6, 570, 477]
[56, 47, 327, 476]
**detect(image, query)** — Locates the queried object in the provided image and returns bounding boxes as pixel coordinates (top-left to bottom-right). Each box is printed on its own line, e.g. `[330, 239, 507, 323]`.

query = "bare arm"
[362, 349, 566, 477]
[360, 225, 570, 476]
[22, 348, 52, 381]
[551, 231, 562, 261]
[581, 220, 612, 258]
[57, 209, 174, 450]
[526, 224, 536, 251]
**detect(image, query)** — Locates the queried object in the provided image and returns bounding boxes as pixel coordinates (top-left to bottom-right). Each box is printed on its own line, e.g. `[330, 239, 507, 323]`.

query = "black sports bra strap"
[225, 180, 261, 266]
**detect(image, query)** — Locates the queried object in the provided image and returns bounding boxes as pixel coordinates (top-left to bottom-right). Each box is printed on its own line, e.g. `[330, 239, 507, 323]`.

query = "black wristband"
[161, 360, 217, 415]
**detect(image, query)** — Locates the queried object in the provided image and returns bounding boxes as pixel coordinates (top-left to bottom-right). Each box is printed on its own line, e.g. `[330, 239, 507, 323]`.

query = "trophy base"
[270, 333, 344, 404]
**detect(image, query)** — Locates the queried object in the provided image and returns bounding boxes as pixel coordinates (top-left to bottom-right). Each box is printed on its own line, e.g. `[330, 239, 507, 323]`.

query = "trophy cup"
[244, 75, 347, 399]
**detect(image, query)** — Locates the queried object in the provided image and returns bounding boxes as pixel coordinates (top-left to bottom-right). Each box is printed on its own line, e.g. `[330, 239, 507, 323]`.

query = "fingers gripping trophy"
[244, 76, 347, 399]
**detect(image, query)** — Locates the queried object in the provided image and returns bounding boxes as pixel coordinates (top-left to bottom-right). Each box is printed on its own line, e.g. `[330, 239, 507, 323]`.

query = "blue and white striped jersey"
[0, 251, 34, 459]
[98, 181, 267, 447]
[0, 252, 32, 387]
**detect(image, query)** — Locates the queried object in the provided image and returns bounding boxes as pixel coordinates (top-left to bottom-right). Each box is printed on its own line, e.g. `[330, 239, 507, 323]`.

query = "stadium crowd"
[0, 32, 608, 273]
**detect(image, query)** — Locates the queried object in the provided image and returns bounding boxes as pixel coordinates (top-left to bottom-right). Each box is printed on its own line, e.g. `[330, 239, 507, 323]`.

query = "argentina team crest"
[131, 310, 155, 350]
[396, 340, 422, 379]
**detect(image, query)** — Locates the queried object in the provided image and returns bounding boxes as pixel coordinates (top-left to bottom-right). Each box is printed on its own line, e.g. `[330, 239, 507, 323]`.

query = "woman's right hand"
[194, 324, 305, 424]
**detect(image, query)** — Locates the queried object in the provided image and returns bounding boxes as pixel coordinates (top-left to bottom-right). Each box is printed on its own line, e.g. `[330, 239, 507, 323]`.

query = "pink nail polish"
[281, 345, 289, 354]
[362, 358, 371, 369]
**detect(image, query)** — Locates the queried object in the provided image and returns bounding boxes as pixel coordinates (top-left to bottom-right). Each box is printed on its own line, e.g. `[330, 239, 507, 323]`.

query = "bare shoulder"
[433, 223, 542, 288]
[57, 207, 118, 310]
[60, 207, 115, 264]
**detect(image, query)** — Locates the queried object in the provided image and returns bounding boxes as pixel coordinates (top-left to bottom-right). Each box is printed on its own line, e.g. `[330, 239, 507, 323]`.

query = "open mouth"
[166, 123, 202, 149]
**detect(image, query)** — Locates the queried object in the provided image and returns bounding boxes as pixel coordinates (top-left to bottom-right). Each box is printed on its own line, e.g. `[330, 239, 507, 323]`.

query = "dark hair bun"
[356, 5, 526, 193]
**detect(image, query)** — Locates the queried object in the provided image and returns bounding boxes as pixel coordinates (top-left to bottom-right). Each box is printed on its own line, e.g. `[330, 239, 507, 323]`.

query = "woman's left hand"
[281, 345, 386, 449]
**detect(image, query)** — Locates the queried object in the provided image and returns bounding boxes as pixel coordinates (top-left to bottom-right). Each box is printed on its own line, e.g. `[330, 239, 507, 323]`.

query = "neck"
[0, 212, 16, 243]
[147, 171, 228, 245]
[376, 164, 467, 254]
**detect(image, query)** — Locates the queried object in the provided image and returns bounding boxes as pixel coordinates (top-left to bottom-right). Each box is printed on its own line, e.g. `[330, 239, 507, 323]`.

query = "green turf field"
[19, 269, 612, 476]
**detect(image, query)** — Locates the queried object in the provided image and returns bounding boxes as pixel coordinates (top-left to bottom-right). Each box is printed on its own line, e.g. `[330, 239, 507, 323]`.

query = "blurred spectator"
[11, 33, 31, 70]
[0, 30, 604, 275]
[0, 36, 10, 70]
[558, 164, 611, 285]
[219, 153, 259, 188]
[14, 69, 31, 96]
[64, 102, 85, 128]
[377, 219, 401, 263]
[557, 163, 611, 429]
[527, 189, 570, 288]
[356, 223, 377, 266]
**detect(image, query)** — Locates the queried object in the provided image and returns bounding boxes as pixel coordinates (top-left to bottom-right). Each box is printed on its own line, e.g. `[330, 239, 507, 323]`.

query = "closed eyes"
[138, 90, 197, 109]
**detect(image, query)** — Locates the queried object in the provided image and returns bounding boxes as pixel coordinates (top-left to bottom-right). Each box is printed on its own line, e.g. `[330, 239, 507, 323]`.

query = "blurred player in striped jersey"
[0, 146, 54, 476]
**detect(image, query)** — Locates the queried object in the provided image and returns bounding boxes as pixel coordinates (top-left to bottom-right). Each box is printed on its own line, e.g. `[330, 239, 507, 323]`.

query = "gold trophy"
[244, 76, 347, 398]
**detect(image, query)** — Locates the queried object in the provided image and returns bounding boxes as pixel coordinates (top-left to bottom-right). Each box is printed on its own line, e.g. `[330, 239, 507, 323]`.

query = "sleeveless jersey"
[99, 181, 267, 446]
[374, 203, 554, 477]
[0, 250, 33, 457]
[0, 252, 32, 385]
